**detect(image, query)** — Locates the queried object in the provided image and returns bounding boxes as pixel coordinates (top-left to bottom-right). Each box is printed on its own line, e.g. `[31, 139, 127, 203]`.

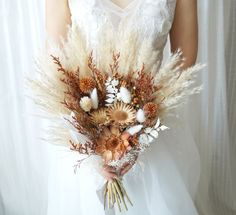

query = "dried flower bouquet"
[27, 24, 203, 212]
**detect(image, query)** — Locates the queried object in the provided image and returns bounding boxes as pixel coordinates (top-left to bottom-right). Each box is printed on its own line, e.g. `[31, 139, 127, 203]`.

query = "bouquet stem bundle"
[104, 179, 132, 212]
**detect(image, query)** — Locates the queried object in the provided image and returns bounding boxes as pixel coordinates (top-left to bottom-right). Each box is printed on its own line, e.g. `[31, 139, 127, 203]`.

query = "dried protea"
[143, 102, 159, 118]
[107, 103, 136, 126]
[79, 77, 96, 93]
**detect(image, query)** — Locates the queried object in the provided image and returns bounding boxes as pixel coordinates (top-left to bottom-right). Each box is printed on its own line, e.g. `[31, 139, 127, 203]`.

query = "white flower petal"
[144, 127, 152, 134]
[107, 94, 116, 98]
[90, 88, 99, 109]
[147, 135, 154, 143]
[150, 130, 159, 138]
[106, 98, 115, 104]
[111, 79, 119, 86]
[154, 118, 161, 128]
[126, 125, 143, 135]
[136, 109, 146, 123]
[159, 125, 169, 131]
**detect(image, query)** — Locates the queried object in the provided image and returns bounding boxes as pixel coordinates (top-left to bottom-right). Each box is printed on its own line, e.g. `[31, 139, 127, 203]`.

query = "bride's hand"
[100, 165, 118, 181]
[120, 154, 138, 177]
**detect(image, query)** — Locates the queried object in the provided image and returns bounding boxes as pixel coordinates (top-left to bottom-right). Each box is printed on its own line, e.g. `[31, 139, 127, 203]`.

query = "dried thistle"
[143, 102, 159, 118]
[79, 77, 96, 93]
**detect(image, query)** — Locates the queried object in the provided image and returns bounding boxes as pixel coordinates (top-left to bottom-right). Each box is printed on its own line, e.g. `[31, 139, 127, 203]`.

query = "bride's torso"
[68, 0, 176, 63]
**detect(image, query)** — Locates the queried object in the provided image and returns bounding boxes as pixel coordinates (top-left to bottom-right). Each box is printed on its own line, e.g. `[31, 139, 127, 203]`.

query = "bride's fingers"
[103, 165, 116, 173]
[100, 165, 118, 181]
[120, 163, 133, 176]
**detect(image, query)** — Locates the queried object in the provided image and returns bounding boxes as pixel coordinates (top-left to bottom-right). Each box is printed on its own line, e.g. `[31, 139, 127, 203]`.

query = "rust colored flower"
[143, 102, 159, 118]
[95, 126, 131, 163]
[79, 77, 96, 93]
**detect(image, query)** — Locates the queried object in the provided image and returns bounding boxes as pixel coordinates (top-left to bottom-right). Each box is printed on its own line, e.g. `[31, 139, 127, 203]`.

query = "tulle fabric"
[47, 112, 200, 215]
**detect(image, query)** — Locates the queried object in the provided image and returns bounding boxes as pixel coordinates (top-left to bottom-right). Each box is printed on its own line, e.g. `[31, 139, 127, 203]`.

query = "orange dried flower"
[79, 77, 96, 93]
[143, 102, 159, 118]
[95, 127, 131, 163]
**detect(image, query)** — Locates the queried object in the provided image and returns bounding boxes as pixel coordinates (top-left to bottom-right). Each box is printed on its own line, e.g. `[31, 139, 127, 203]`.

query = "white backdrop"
[0, 0, 235, 215]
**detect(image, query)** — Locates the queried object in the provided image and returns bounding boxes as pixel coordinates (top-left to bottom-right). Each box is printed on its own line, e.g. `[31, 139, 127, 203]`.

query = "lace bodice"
[68, 0, 176, 63]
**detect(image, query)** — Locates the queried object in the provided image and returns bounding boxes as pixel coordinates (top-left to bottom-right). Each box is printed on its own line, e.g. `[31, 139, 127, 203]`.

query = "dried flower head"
[90, 109, 109, 125]
[96, 135, 126, 162]
[143, 102, 159, 118]
[79, 77, 96, 93]
[107, 103, 136, 126]
[80, 96, 92, 112]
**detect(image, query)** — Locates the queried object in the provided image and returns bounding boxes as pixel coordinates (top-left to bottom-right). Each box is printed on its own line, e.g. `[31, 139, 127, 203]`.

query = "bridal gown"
[47, 0, 201, 214]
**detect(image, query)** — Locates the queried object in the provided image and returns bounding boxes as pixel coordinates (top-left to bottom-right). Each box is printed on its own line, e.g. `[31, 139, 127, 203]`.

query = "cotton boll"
[80, 96, 92, 112]
[90, 88, 99, 109]
[120, 87, 131, 104]
[136, 109, 146, 123]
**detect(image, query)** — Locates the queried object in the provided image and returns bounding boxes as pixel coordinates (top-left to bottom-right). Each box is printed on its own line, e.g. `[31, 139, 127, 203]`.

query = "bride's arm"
[45, 0, 71, 46]
[170, 0, 198, 69]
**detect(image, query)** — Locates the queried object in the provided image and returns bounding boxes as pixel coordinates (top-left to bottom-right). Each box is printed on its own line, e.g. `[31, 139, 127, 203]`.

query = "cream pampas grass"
[26, 23, 203, 145]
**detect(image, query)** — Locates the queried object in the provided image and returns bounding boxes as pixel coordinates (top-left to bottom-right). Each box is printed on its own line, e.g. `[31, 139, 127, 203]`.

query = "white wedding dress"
[47, 0, 200, 214]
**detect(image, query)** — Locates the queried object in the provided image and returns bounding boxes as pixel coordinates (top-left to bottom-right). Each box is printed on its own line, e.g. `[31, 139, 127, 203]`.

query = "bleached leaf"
[150, 130, 159, 138]
[159, 125, 169, 131]
[154, 118, 161, 129]
[111, 79, 119, 86]
[136, 109, 146, 123]
[106, 98, 114, 103]
[90, 88, 98, 109]
[144, 127, 152, 134]
[147, 135, 154, 143]
[127, 125, 143, 135]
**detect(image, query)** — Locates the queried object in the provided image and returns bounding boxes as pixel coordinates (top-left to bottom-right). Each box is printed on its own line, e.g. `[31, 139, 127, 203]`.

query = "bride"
[45, 0, 200, 214]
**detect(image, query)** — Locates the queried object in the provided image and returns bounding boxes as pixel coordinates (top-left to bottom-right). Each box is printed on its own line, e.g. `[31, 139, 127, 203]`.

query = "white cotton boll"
[136, 109, 146, 123]
[120, 87, 131, 104]
[90, 88, 99, 109]
[80, 96, 92, 112]
[126, 125, 143, 135]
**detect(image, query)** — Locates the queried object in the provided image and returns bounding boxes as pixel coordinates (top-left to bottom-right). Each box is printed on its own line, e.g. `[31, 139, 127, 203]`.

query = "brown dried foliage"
[134, 64, 158, 104]
[88, 52, 107, 102]
[70, 140, 97, 155]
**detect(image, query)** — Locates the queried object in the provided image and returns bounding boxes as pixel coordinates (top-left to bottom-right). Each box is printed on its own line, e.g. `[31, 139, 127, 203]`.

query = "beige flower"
[107, 103, 136, 126]
[90, 109, 109, 125]
[80, 96, 92, 112]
